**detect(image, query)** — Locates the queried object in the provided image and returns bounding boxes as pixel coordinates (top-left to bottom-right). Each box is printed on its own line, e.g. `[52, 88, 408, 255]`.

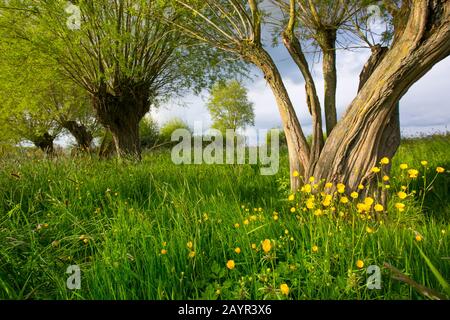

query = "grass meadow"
[0, 134, 449, 300]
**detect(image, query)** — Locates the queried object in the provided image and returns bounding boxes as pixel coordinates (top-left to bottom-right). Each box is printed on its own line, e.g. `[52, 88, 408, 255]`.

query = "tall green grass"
[0, 135, 449, 300]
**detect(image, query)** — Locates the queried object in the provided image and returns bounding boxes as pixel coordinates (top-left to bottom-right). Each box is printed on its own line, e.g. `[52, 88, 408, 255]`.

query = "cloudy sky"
[151, 12, 450, 141]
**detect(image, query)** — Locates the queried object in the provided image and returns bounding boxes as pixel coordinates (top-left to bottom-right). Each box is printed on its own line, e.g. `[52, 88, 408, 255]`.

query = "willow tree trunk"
[33, 132, 54, 155]
[61, 120, 93, 151]
[312, 1, 450, 191]
[245, 44, 310, 191]
[92, 87, 149, 159]
[282, 31, 324, 170]
[320, 29, 337, 136]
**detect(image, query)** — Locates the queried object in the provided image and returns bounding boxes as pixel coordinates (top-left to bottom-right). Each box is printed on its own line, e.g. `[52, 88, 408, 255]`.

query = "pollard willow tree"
[1, 0, 240, 158]
[175, 0, 450, 192]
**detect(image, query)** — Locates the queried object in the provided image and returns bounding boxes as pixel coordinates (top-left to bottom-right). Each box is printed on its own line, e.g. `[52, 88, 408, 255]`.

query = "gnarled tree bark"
[92, 86, 149, 159]
[312, 1, 450, 191]
[61, 120, 93, 151]
[32, 132, 55, 155]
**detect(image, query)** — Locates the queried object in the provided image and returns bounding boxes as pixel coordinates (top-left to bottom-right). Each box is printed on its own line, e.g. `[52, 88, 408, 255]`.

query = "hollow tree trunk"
[312, 1, 450, 191]
[319, 29, 337, 136]
[92, 87, 149, 159]
[245, 44, 310, 191]
[33, 132, 55, 155]
[61, 120, 93, 151]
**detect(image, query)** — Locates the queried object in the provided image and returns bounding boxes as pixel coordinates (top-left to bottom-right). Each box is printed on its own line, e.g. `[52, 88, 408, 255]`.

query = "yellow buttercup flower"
[337, 183, 345, 194]
[383, 175, 390, 182]
[372, 167, 381, 173]
[356, 260, 364, 269]
[293, 170, 299, 177]
[421, 161, 428, 166]
[312, 245, 319, 253]
[187, 241, 193, 249]
[380, 157, 390, 165]
[161, 249, 167, 255]
[358, 184, 365, 190]
[235, 247, 241, 254]
[234, 223, 240, 228]
[250, 215, 257, 221]
[251, 243, 257, 249]
[400, 163, 408, 170]
[290, 207, 296, 213]
[226, 260, 235, 270]
[306, 198, 315, 209]
[273, 215, 279, 221]
[395, 203, 406, 212]
[366, 227, 374, 234]
[436, 167, 445, 173]
[309, 176, 315, 183]
[314, 209, 323, 216]
[280, 283, 290, 296]
[288, 194, 295, 201]
[340, 196, 349, 204]
[374, 204, 384, 212]
[325, 182, 333, 189]
[408, 169, 419, 178]
[397, 191, 407, 200]
[262, 239, 272, 253]
[188, 251, 196, 258]
[364, 197, 374, 206]
[303, 184, 312, 193]
[243, 219, 249, 225]
[415, 235, 423, 242]
[351, 192, 359, 199]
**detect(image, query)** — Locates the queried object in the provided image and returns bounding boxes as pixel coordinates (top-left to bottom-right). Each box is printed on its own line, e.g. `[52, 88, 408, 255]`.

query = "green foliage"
[140, 116, 160, 150]
[159, 117, 192, 143]
[0, 135, 448, 299]
[207, 80, 254, 133]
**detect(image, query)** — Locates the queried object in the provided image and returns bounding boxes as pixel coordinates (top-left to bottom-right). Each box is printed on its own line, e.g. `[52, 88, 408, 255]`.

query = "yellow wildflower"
[356, 260, 364, 269]
[408, 169, 419, 178]
[372, 167, 381, 173]
[288, 194, 295, 201]
[293, 170, 299, 177]
[380, 157, 390, 165]
[374, 204, 384, 212]
[187, 241, 193, 249]
[262, 239, 272, 253]
[436, 167, 445, 173]
[161, 249, 167, 255]
[383, 175, 390, 182]
[366, 227, 374, 234]
[415, 235, 423, 242]
[325, 182, 333, 189]
[364, 197, 374, 206]
[397, 191, 407, 200]
[358, 184, 365, 190]
[290, 207, 296, 213]
[395, 203, 406, 212]
[421, 161, 428, 166]
[226, 260, 235, 270]
[337, 183, 345, 194]
[280, 283, 290, 296]
[400, 163, 408, 170]
[340, 196, 349, 204]
[235, 247, 241, 254]
[188, 251, 196, 258]
[312, 245, 319, 253]
[351, 192, 359, 199]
